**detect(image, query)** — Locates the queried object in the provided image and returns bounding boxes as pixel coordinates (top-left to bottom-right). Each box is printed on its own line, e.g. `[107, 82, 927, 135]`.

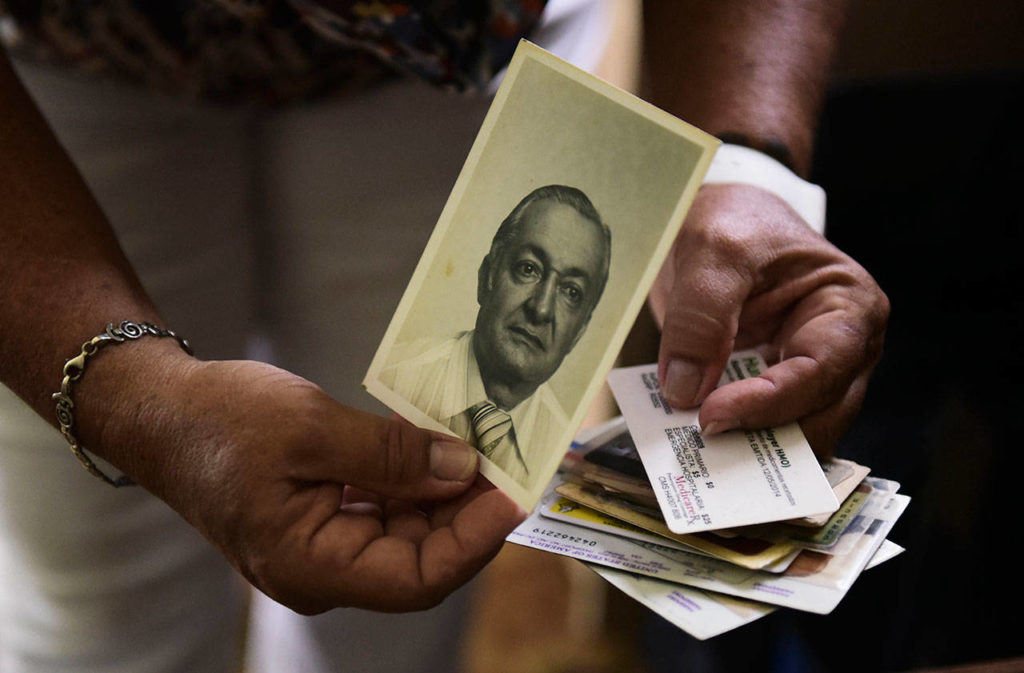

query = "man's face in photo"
[475, 199, 607, 391]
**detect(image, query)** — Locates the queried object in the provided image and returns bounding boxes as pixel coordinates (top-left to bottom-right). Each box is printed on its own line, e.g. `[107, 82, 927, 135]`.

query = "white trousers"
[0, 2, 636, 670]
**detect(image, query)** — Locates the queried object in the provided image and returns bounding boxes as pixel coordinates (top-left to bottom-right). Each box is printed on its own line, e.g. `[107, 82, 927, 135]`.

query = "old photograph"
[364, 41, 719, 508]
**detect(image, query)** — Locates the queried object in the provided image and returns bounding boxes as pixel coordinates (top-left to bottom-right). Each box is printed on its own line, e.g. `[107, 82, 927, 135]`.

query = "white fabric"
[703, 143, 828, 235]
[524, 0, 618, 78]
[488, 0, 631, 92]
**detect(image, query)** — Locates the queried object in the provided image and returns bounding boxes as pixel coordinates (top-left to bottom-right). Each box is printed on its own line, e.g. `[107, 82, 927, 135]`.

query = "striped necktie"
[469, 401, 514, 457]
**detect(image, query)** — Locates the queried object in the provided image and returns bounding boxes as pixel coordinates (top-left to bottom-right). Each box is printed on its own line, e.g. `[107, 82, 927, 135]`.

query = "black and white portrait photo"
[379, 185, 610, 490]
[365, 42, 718, 507]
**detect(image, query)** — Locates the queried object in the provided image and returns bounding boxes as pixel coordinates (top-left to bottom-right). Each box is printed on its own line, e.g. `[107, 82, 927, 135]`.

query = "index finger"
[699, 284, 886, 434]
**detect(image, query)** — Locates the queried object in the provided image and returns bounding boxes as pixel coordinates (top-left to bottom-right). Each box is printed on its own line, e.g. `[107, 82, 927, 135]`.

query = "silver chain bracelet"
[52, 320, 193, 487]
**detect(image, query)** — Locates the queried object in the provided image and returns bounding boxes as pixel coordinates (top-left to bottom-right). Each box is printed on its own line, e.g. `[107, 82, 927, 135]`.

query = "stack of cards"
[507, 351, 909, 640]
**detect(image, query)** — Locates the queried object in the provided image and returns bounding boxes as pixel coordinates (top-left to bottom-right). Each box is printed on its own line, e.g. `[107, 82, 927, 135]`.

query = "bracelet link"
[52, 320, 193, 487]
[62, 350, 90, 382]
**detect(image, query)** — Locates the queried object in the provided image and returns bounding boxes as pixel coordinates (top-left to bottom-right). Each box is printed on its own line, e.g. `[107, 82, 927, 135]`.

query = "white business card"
[606, 351, 839, 533]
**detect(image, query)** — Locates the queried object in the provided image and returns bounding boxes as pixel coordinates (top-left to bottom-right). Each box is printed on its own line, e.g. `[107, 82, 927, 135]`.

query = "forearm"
[0, 52, 165, 431]
[642, 0, 848, 177]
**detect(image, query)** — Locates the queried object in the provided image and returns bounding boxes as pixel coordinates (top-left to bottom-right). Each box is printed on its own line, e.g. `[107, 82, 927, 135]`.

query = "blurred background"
[3, 1, 1018, 671]
[459, 1, 1023, 672]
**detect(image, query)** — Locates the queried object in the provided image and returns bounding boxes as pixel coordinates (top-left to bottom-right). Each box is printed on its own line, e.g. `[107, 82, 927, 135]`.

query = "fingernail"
[664, 359, 703, 406]
[702, 419, 738, 435]
[430, 439, 478, 481]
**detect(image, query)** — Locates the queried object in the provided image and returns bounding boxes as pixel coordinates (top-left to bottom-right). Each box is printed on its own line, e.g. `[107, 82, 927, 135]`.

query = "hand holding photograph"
[364, 41, 719, 509]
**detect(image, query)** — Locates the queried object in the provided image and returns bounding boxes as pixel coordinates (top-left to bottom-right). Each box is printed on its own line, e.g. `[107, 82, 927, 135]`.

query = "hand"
[649, 183, 889, 456]
[82, 347, 525, 614]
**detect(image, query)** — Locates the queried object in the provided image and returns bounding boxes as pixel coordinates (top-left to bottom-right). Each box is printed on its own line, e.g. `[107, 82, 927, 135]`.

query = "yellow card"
[555, 481, 798, 570]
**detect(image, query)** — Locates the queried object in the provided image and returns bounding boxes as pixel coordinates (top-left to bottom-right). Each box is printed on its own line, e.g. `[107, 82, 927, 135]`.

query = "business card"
[606, 351, 839, 533]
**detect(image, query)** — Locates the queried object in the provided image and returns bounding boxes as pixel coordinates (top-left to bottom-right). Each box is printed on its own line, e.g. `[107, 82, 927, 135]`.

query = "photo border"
[364, 41, 719, 509]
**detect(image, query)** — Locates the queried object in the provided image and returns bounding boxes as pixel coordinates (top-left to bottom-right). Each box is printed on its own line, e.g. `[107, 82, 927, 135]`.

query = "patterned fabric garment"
[0, 0, 547, 102]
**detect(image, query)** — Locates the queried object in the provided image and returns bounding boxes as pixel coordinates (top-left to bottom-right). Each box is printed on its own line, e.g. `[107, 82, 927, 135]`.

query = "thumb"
[314, 405, 480, 502]
[655, 235, 754, 410]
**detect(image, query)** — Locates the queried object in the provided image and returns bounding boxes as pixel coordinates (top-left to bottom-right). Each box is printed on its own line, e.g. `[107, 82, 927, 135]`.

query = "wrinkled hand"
[650, 183, 889, 456]
[86, 350, 525, 614]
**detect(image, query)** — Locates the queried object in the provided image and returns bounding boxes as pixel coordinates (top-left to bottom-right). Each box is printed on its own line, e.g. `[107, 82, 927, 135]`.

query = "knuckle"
[817, 354, 854, 400]
[661, 304, 736, 359]
[411, 588, 446, 611]
[872, 286, 892, 327]
[379, 421, 426, 484]
[680, 208, 757, 265]
[844, 261, 891, 328]
[412, 574, 454, 611]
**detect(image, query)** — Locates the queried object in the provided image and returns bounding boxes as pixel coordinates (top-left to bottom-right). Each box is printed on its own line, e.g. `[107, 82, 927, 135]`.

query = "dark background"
[640, 1, 1023, 670]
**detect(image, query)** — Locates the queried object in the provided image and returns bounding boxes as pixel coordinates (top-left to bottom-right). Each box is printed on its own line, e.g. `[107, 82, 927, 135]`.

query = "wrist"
[702, 143, 826, 235]
[63, 324, 197, 485]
